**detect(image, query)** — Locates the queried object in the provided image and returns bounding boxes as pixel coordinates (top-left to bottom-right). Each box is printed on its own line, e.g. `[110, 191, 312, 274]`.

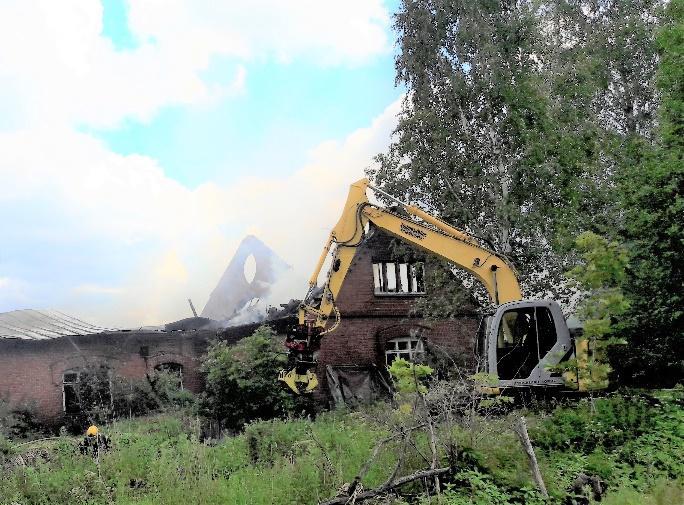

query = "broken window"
[154, 362, 184, 390]
[62, 367, 113, 415]
[62, 371, 80, 414]
[385, 336, 425, 365]
[373, 262, 425, 294]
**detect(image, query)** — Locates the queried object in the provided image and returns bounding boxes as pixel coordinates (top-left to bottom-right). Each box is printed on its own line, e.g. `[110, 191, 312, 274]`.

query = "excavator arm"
[300, 179, 521, 323]
[279, 178, 523, 393]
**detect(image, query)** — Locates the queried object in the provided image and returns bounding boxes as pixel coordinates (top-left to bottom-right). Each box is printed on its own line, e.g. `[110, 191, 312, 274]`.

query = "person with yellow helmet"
[79, 424, 110, 456]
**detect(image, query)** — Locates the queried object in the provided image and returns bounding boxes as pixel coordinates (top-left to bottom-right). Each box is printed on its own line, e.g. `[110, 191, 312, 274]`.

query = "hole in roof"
[244, 254, 256, 284]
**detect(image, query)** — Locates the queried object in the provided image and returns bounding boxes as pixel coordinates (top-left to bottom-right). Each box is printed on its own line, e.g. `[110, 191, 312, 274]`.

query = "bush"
[531, 394, 650, 452]
[0, 394, 681, 505]
[112, 370, 195, 419]
[0, 398, 43, 439]
[0, 433, 14, 463]
[199, 326, 310, 431]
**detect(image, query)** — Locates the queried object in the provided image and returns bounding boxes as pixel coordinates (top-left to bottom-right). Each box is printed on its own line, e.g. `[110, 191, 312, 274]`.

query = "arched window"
[154, 362, 184, 390]
[385, 336, 425, 365]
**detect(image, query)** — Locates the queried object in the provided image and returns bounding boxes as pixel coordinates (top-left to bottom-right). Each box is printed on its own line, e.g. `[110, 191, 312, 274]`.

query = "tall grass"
[1, 390, 682, 504]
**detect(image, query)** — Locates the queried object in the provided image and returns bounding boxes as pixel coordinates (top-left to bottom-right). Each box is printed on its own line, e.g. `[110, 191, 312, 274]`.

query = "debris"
[129, 478, 147, 489]
[188, 298, 198, 317]
[567, 473, 606, 504]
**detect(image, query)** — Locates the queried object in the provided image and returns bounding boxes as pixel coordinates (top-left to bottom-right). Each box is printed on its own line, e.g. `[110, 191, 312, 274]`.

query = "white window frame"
[373, 261, 425, 295]
[385, 336, 425, 365]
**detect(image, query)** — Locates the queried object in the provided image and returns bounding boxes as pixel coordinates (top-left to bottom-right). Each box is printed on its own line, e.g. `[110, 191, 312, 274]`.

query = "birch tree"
[373, 0, 568, 302]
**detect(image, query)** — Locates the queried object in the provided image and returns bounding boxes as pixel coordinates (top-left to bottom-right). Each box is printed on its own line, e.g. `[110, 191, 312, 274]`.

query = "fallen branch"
[345, 424, 425, 498]
[319, 467, 451, 505]
[381, 432, 410, 490]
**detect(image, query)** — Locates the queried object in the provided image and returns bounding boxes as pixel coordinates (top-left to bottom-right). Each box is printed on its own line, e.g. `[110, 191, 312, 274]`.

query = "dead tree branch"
[346, 424, 425, 498]
[319, 467, 451, 505]
[513, 416, 549, 499]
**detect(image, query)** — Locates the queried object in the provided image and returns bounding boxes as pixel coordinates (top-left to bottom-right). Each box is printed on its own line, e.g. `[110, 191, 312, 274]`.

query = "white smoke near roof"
[0, 97, 402, 327]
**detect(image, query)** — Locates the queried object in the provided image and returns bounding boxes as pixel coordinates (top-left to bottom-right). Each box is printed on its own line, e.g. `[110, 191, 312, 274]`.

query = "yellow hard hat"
[86, 425, 99, 437]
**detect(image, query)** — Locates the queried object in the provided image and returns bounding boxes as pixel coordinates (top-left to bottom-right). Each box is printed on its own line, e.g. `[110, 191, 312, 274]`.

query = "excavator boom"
[299, 179, 521, 328]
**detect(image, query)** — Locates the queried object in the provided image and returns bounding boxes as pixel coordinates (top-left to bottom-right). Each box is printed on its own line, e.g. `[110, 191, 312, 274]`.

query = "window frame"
[385, 336, 425, 365]
[61, 367, 114, 414]
[372, 261, 426, 296]
[62, 370, 81, 414]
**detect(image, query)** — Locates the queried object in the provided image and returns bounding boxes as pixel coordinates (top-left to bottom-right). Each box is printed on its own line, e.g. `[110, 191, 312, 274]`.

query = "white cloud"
[72, 284, 124, 296]
[0, 0, 389, 129]
[0, 0, 397, 326]
[127, 0, 390, 65]
[0, 97, 402, 326]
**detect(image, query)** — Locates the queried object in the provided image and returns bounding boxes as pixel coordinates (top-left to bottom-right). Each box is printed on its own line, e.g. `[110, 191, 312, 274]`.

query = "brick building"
[0, 229, 478, 424]
[0, 310, 215, 428]
[316, 228, 479, 404]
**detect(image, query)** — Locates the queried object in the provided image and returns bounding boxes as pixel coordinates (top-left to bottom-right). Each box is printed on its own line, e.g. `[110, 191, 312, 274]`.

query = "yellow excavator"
[278, 179, 587, 394]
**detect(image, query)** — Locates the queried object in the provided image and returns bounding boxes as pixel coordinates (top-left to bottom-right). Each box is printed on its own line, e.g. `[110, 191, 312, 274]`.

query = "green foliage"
[199, 326, 304, 431]
[0, 410, 398, 505]
[0, 399, 43, 440]
[532, 395, 651, 452]
[0, 433, 14, 464]
[375, 0, 677, 389]
[428, 470, 544, 505]
[568, 233, 630, 292]
[563, 232, 630, 389]
[601, 479, 684, 505]
[374, 0, 575, 303]
[111, 369, 195, 419]
[62, 364, 117, 430]
[613, 0, 684, 386]
[388, 357, 433, 394]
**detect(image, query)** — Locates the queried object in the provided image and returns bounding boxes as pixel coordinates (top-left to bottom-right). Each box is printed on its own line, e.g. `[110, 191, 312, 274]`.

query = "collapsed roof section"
[0, 309, 116, 340]
[201, 235, 290, 322]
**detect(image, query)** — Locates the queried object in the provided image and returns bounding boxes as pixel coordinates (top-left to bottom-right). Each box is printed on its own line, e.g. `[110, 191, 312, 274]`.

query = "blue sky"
[93, 0, 403, 187]
[0, 0, 404, 326]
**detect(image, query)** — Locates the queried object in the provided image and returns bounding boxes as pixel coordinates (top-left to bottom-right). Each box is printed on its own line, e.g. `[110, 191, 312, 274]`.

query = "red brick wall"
[1, 229, 480, 420]
[316, 229, 478, 396]
[0, 330, 212, 425]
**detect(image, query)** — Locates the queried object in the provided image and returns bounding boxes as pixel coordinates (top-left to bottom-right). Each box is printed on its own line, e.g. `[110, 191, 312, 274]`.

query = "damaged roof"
[0, 309, 115, 340]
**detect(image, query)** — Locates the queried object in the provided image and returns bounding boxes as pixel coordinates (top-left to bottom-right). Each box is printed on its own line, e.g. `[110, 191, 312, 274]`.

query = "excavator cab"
[484, 299, 575, 389]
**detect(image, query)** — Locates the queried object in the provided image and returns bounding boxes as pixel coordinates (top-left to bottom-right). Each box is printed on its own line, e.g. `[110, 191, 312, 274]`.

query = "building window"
[62, 367, 113, 414]
[62, 371, 81, 414]
[385, 336, 425, 365]
[372, 262, 425, 294]
[154, 362, 184, 390]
